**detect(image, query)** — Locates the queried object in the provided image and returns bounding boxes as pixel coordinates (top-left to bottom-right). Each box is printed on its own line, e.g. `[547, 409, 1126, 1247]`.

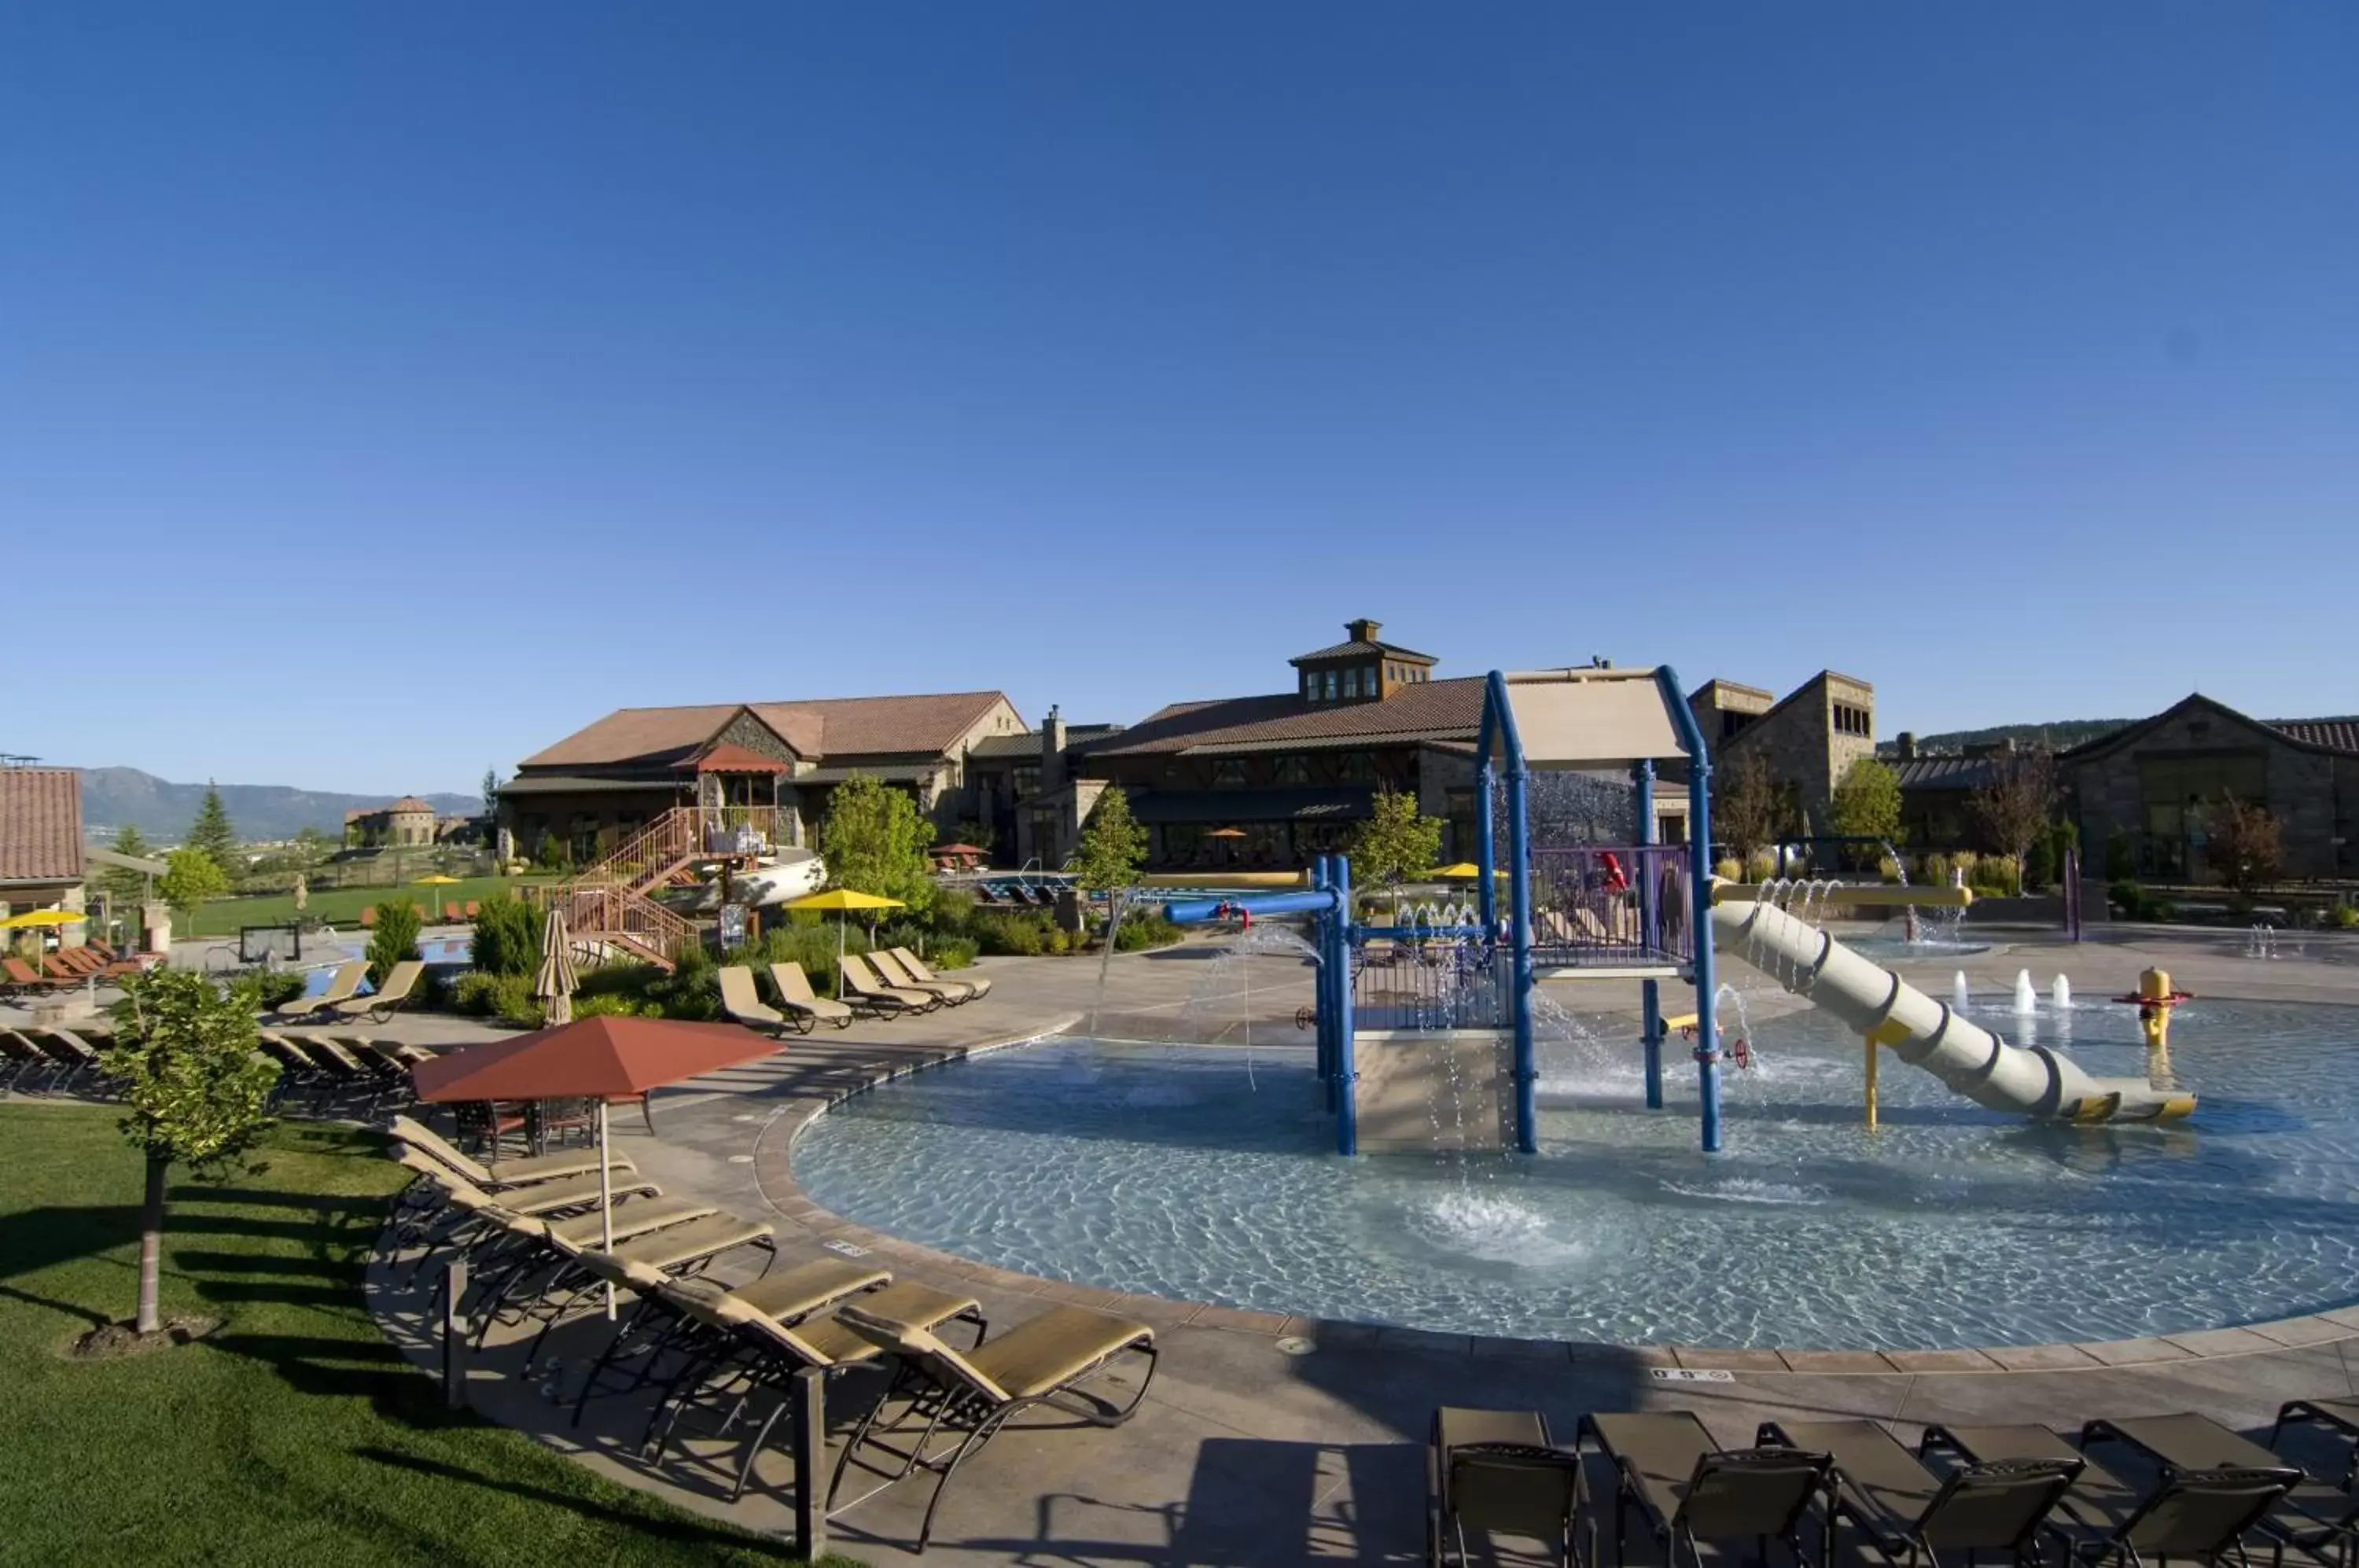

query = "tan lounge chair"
[2082, 1415, 2338, 1566]
[1428, 1407, 1587, 1568]
[767, 963, 853, 1032]
[274, 959, 369, 1018]
[1578, 1411, 1832, 1568]
[893, 947, 988, 1000]
[719, 965, 793, 1036]
[830, 1300, 1157, 1550]
[1763, 1418, 2079, 1568]
[392, 1147, 659, 1217]
[388, 1113, 638, 1188]
[330, 959, 424, 1023]
[870, 948, 973, 1005]
[837, 952, 939, 1016]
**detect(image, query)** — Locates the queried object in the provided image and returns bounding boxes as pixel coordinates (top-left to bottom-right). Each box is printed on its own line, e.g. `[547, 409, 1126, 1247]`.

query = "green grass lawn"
[0, 1104, 808, 1565]
[188, 876, 532, 937]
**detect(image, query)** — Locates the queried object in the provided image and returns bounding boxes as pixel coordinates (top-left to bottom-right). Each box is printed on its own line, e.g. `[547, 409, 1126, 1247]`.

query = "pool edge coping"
[748, 1017, 2359, 1378]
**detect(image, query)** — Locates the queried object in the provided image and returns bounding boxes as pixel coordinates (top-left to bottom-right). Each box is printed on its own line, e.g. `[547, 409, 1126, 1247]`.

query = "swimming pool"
[793, 997, 2359, 1350]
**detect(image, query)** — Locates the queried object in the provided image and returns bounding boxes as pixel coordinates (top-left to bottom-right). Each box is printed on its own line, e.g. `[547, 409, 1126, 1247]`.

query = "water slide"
[1709, 896, 2195, 1123]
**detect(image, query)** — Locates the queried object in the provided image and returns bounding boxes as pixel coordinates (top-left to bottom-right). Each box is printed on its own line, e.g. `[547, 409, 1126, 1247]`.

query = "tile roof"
[517, 692, 1010, 771]
[686, 742, 789, 774]
[0, 768, 84, 883]
[1891, 756, 2000, 790]
[387, 797, 436, 813]
[1288, 639, 1438, 665]
[2269, 717, 2359, 754]
[966, 723, 1124, 761]
[1093, 678, 1488, 757]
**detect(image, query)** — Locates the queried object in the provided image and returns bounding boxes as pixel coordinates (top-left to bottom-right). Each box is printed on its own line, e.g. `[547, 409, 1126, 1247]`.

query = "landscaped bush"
[1919, 853, 1952, 888]
[365, 898, 422, 986]
[2105, 826, 2136, 880]
[1112, 914, 1182, 952]
[252, 970, 308, 1011]
[469, 893, 547, 979]
[1969, 854, 2022, 898]
[1713, 858, 1743, 882]
[928, 886, 975, 935]
[571, 992, 654, 1019]
[1875, 856, 1903, 884]
[451, 970, 543, 1026]
[927, 936, 980, 969]
[1741, 850, 1777, 883]
[971, 910, 1051, 956]
[2331, 904, 2359, 930]
[2110, 878, 2162, 920]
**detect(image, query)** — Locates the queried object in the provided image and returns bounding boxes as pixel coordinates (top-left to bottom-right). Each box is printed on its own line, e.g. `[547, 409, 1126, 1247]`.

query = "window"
[1339, 752, 1376, 784]
[1365, 665, 1378, 695]
[1275, 754, 1311, 785]
[1324, 670, 1338, 701]
[1012, 765, 1040, 797]
[1342, 668, 1359, 699]
[1304, 672, 1319, 701]
[1213, 759, 1246, 788]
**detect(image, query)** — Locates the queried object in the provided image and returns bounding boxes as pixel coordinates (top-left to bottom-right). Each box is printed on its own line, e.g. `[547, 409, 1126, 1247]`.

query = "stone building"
[2061, 694, 2359, 881]
[498, 692, 1027, 866]
[343, 796, 439, 848]
[0, 767, 86, 940]
[1689, 671, 1877, 837]
[960, 705, 1127, 867]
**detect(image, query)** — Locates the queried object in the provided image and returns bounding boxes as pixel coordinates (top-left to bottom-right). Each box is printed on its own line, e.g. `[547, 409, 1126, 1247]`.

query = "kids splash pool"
[791, 997, 2359, 1351]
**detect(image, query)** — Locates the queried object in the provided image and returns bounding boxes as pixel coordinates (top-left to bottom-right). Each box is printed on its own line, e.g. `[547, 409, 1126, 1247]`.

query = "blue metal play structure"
[1165, 665, 1727, 1155]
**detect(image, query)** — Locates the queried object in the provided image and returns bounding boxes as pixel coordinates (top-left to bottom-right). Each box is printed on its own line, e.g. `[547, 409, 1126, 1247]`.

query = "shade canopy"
[410, 1016, 778, 1102]
[782, 888, 904, 912]
[1432, 863, 1484, 878]
[929, 844, 986, 856]
[0, 908, 86, 928]
[1203, 826, 1248, 839]
[415, 874, 463, 886]
[534, 906, 580, 1026]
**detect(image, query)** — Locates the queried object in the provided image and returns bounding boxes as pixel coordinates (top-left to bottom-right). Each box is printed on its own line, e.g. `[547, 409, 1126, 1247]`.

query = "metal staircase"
[531, 806, 786, 970]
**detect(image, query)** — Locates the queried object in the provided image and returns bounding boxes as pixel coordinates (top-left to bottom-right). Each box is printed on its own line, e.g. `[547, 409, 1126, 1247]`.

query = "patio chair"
[475, 1205, 776, 1357]
[2083, 1415, 2345, 1566]
[443, 901, 465, 923]
[2, 955, 73, 995]
[718, 966, 794, 1036]
[42, 955, 87, 984]
[360, 907, 377, 929]
[837, 953, 939, 1017]
[1428, 1407, 1589, 1568]
[767, 963, 853, 1032]
[274, 959, 370, 1018]
[1762, 1419, 2079, 1568]
[1578, 1412, 1832, 1568]
[253, 1031, 322, 1103]
[1, 1029, 59, 1091]
[892, 947, 989, 1000]
[869, 948, 974, 1005]
[464, 900, 480, 918]
[827, 1299, 1157, 1551]
[31, 1029, 109, 1094]
[2275, 1402, 2359, 1490]
[388, 1113, 639, 1189]
[330, 960, 424, 1023]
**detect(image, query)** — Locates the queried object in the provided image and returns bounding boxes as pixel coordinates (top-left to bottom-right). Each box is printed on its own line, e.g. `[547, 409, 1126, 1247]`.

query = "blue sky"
[6, 4, 2353, 794]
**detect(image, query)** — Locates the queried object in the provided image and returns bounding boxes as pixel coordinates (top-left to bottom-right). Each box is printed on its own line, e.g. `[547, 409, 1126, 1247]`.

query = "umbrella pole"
[837, 918, 845, 999]
[599, 1100, 616, 1319]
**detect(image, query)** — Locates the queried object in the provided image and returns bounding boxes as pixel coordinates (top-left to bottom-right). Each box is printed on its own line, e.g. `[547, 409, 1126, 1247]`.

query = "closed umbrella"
[534, 905, 579, 1026]
[780, 887, 904, 998]
[412, 1017, 779, 1314]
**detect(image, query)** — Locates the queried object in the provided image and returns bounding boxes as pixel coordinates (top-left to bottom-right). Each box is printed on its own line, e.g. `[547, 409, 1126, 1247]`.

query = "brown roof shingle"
[1092, 678, 1487, 757]
[518, 692, 1011, 771]
[2270, 717, 2359, 754]
[0, 768, 84, 883]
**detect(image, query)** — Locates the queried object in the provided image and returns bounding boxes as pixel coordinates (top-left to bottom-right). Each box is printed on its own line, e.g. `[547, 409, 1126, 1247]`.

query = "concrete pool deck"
[350, 924, 2359, 1566]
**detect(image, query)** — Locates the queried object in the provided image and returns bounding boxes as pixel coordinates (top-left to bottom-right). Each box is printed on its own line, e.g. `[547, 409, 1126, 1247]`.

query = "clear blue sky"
[6, 4, 2353, 795]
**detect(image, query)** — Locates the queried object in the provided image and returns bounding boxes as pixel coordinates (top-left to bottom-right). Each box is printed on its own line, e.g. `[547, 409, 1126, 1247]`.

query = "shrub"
[252, 970, 308, 1010]
[452, 970, 543, 1025]
[365, 898, 422, 986]
[927, 936, 979, 970]
[972, 911, 1050, 957]
[469, 893, 547, 979]
[2110, 878, 2152, 920]
[571, 992, 652, 1019]
[1920, 853, 1952, 889]
[1741, 850, 1777, 884]
[1874, 856, 1902, 884]
[2331, 903, 2359, 930]
[2104, 826, 2136, 881]
[1969, 855, 2021, 898]
[1112, 914, 1182, 952]
[1713, 858, 1743, 883]
[642, 940, 721, 1021]
[927, 886, 976, 936]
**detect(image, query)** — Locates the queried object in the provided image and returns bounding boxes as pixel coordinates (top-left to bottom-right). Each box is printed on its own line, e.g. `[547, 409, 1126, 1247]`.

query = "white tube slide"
[1710, 896, 2195, 1123]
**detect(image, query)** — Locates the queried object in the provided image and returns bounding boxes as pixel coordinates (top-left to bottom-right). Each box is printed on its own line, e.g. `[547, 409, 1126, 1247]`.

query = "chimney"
[1346, 617, 1382, 644]
[1041, 705, 1068, 795]
[1896, 732, 1918, 760]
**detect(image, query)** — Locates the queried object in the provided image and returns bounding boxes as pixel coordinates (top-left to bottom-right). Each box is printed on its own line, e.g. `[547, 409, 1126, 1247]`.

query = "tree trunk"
[136, 1154, 168, 1334]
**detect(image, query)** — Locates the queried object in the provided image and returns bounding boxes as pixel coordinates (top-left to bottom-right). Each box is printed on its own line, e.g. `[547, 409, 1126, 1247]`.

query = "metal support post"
[793, 1366, 827, 1559]
[1656, 666, 1722, 1153]
[1334, 855, 1357, 1157]
[1636, 760, 1664, 1110]
[441, 1259, 469, 1410]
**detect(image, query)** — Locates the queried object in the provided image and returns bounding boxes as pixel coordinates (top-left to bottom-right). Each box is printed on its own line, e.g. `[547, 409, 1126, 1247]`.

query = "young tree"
[1968, 749, 2057, 871]
[93, 824, 156, 915]
[184, 786, 240, 871]
[1071, 788, 1148, 895]
[1350, 786, 1445, 892]
[102, 969, 281, 1334]
[2203, 794, 2284, 894]
[365, 897, 423, 985]
[157, 848, 231, 922]
[1713, 750, 1788, 858]
[481, 767, 502, 819]
[819, 773, 937, 917]
[1829, 757, 1903, 867]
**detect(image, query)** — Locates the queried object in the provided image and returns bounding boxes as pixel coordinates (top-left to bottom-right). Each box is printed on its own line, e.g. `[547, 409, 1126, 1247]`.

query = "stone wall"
[1724, 672, 1875, 834]
[2066, 705, 2357, 879]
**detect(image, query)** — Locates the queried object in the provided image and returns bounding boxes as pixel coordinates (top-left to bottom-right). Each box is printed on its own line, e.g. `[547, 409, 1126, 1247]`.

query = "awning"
[1130, 787, 1375, 826]
[683, 742, 789, 775]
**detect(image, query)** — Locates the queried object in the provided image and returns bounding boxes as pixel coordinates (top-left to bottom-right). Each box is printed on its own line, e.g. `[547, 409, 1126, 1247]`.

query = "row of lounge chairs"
[1430, 1405, 2359, 1568]
[971, 882, 1061, 908]
[1, 941, 152, 995]
[270, 959, 425, 1024]
[719, 951, 991, 1036]
[256, 1031, 430, 1111]
[361, 901, 480, 927]
[386, 1111, 1154, 1553]
[0, 1026, 112, 1094]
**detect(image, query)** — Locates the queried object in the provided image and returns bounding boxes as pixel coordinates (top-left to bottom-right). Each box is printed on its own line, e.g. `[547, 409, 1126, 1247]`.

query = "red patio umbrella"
[413, 1016, 781, 1312]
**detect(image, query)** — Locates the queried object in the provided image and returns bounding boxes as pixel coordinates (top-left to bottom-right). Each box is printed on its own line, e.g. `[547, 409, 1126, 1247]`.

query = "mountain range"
[75, 767, 480, 843]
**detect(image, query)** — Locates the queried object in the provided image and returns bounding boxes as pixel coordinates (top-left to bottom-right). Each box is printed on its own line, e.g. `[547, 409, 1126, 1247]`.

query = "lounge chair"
[388, 1113, 639, 1188]
[828, 1300, 1157, 1551]
[330, 960, 423, 1023]
[464, 900, 480, 918]
[471, 1204, 775, 1356]
[1, 956, 72, 995]
[274, 959, 370, 1018]
[892, 947, 989, 1000]
[1919, 1424, 2145, 1544]
[359, 906, 377, 929]
[1, 1029, 60, 1091]
[1429, 1407, 1588, 1568]
[2082, 1415, 2340, 1566]
[42, 955, 86, 984]
[1762, 1419, 2079, 1568]
[837, 953, 939, 1016]
[767, 963, 853, 1032]
[870, 948, 973, 1005]
[718, 965, 794, 1036]
[392, 1147, 661, 1218]
[1578, 1411, 1833, 1568]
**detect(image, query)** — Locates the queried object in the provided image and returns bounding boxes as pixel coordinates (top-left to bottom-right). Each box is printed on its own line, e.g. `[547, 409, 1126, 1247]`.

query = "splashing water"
[2052, 974, 2073, 1010]
[2013, 969, 2038, 1013]
[1953, 971, 1971, 1012]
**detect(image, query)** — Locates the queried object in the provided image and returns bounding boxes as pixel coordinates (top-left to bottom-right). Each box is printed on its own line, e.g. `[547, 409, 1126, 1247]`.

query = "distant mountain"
[75, 767, 480, 843]
[1884, 720, 2134, 755]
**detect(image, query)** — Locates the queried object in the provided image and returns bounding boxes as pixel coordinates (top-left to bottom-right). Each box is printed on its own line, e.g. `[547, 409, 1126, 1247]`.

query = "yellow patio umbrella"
[415, 874, 462, 922]
[2, 907, 86, 959]
[781, 887, 905, 998]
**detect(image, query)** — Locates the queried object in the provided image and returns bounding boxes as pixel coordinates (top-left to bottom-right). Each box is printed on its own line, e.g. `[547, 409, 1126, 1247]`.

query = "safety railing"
[1351, 925, 1511, 1031]
[1526, 844, 1691, 970]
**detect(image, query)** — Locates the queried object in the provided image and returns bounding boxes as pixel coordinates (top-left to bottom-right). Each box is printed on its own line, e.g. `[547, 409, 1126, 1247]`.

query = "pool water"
[792, 998, 2359, 1350]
